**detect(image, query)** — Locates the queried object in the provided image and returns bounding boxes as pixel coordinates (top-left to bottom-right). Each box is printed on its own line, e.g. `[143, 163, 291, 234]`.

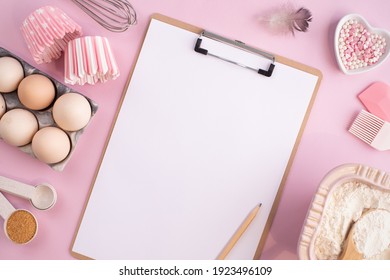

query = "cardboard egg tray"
[0, 47, 98, 171]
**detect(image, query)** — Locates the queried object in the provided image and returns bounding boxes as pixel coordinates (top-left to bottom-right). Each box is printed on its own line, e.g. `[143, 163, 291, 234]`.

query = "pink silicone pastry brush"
[358, 82, 390, 122]
[349, 110, 390, 151]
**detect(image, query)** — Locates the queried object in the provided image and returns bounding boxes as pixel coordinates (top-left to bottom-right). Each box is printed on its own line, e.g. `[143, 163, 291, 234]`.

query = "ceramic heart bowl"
[334, 14, 390, 74]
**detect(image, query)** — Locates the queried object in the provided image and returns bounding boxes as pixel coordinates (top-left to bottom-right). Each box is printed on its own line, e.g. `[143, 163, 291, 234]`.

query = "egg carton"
[0, 47, 98, 171]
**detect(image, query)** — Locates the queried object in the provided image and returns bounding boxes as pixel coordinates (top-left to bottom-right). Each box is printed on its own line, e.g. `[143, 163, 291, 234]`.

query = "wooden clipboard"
[71, 14, 322, 260]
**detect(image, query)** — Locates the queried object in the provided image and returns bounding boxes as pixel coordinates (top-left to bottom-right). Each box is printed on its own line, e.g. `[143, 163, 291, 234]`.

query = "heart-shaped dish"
[334, 14, 390, 75]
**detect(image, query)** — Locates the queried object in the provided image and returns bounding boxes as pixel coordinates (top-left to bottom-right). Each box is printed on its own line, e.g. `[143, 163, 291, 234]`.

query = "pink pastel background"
[0, 0, 389, 260]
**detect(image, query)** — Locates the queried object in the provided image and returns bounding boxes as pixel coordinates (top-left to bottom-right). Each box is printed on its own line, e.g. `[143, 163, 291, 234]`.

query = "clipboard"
[71, 14, 322, 260]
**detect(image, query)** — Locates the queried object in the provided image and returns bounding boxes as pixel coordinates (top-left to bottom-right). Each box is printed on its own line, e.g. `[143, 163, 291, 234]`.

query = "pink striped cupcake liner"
[65, 36, 120, 85]
[21, 6, 82, 64]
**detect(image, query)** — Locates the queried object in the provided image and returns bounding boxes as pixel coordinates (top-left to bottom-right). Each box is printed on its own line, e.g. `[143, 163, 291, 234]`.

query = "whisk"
[71, 0, 137, 32]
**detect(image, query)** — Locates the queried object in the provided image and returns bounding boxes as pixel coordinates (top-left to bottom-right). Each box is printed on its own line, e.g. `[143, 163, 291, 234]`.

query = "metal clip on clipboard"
[194, 30, 276, 77]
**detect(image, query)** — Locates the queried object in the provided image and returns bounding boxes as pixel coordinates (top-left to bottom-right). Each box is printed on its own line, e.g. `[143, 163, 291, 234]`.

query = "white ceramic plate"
[334, 14, 390, 75]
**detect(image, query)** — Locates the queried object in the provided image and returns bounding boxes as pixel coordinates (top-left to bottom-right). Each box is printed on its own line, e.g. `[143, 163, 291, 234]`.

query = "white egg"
[0, 108, 38, 146]
[53, 93, 92, 131]
[32, 127, 71, 164]
[0, 56, 24, 93]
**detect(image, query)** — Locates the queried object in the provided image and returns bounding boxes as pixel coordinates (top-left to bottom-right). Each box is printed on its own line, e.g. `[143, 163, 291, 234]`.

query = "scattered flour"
[314, 181, 390, 260]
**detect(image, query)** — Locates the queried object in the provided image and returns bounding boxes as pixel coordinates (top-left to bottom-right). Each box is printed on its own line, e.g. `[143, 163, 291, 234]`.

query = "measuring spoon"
[0, 176, 57, 210]
[339, 223, 363, 260]
[0, 191, 38, 244]
[339, 209, 390, 260]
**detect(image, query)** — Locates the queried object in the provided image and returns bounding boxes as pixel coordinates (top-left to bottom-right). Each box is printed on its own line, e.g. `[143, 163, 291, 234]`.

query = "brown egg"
[32, 127, 71, 164]
[18, 74, 55, 110]
[0, 56, 24, 93]
[0, 108, 38, 146]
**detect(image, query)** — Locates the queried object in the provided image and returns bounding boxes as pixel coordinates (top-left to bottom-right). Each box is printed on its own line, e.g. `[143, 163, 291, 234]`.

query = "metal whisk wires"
[71, 0, 137, 32]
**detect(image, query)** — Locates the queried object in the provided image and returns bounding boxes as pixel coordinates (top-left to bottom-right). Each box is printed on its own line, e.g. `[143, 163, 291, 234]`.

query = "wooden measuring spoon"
[339, 224, 363, 260]
[339, 209, 390, 260]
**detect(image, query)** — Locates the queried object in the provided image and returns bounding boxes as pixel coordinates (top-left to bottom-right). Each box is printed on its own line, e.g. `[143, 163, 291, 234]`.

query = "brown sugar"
[6, 210, 37, 244]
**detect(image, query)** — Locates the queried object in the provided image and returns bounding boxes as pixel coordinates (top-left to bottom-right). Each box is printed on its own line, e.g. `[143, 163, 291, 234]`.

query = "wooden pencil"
[217, 203, 262, 260]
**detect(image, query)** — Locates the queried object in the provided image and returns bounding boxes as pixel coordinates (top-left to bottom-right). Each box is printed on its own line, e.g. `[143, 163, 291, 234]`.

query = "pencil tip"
[258, 203, 262, 207]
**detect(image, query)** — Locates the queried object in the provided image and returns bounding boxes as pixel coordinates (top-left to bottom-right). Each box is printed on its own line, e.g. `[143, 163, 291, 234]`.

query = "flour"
[313, 181, 390, 260]
[353, 209, 390, 258]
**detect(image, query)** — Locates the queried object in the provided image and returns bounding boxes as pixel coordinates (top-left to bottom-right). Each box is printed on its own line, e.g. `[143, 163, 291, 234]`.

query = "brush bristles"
[349, 110, 384, 144]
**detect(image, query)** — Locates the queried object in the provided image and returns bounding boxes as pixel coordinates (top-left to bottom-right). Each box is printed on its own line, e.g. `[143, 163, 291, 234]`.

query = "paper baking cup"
[21, 6, 82, 64]
[65, 36, 120, 85]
